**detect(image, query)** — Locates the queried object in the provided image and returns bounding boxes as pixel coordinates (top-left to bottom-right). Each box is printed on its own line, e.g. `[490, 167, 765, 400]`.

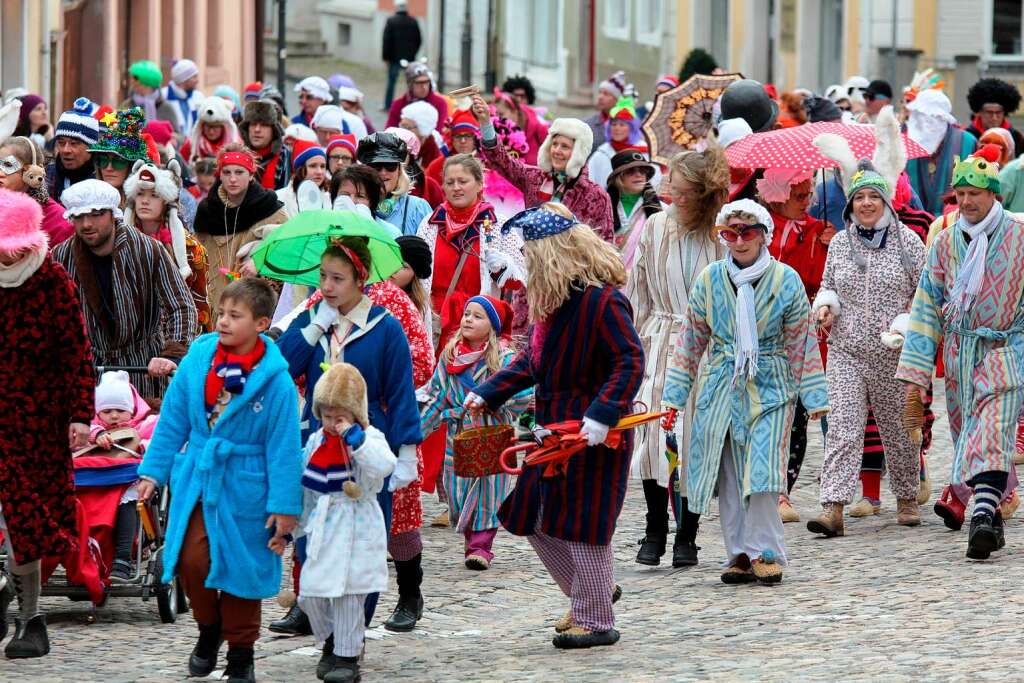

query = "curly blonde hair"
[667, 143, 730, 237]
[524, 202, 627, 322]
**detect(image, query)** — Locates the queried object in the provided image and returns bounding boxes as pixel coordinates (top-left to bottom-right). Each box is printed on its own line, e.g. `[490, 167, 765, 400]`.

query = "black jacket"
[382, 11, 421, 63]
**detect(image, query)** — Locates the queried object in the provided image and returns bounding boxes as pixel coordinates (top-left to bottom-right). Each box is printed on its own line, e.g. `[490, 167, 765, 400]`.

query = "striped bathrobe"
[897, 209, 1024, 484]
[474, 285, 644, 545]
[663, 259, 828, 515]
[419, 348, 532, 531]
[53, 222, 198, 398]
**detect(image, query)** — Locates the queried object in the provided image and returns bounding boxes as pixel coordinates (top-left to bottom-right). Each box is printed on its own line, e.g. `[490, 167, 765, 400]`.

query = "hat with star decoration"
[89, 107, 149, 161]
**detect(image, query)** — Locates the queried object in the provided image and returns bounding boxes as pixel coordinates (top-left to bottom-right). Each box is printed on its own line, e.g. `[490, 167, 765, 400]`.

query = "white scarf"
[906, 112, 950, 155]
[0, 246, 46, 288]
[950, 201, 1003, 321]
[725, 247, 772, 384]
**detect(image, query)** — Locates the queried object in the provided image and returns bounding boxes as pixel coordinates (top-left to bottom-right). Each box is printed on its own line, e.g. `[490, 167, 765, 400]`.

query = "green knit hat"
[609, 96, 637, 121]
[129, 60, 163, 89]
[89, 107, 149, 161]
[843, 159, 893, 221]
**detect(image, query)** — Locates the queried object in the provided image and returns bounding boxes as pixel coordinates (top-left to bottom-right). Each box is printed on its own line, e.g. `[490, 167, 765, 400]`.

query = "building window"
[637, 0, 662, 45]
[604, 0, 630, 40]
[818, 0, 843, 89]
[709, 0, 729, 68]
[528, 0, 559, 66]
[992, 0, 1023, 56]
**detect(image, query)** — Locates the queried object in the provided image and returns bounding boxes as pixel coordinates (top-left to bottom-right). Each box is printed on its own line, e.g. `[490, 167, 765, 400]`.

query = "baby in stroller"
[82, 371, 159, 582]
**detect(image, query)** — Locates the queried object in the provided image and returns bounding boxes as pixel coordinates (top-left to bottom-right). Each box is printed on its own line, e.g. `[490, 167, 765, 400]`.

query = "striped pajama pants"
[299, 594, 367, 658]
[527, 518, 615, 631]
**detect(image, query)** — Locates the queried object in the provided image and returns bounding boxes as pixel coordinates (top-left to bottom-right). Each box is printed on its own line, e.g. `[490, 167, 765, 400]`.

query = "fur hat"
[123, 160, 191, 279]
[189, 96, 240, 160]
[0, 188, 46, 255]
[537, 118, 593, 179]
[95, 370, 134, 413]
[240, 100, 283, 143]
[312, 362, 369, 428]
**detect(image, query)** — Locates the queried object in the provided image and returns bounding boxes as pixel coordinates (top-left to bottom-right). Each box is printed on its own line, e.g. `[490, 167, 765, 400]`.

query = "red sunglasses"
[716, 224, 766, 243]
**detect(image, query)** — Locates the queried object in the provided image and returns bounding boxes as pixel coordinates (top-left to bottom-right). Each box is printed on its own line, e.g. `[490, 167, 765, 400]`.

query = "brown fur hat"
[239, 100, 283, 142]
[312, 363, 369, 428]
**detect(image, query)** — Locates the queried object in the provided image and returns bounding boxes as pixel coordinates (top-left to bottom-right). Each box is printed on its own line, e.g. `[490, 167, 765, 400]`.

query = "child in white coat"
[273, 362, 396, 683]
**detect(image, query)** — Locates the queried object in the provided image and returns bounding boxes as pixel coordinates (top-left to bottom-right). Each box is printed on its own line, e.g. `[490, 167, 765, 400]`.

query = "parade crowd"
[4, 13, 1024, 680]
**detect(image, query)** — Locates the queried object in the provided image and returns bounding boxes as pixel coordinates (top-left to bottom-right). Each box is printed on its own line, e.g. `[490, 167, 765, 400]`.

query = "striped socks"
[973, 483, 1003, 521]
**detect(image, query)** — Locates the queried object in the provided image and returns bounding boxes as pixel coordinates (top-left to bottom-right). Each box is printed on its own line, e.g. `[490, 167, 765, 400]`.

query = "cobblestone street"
[4, 383, 1020, 681]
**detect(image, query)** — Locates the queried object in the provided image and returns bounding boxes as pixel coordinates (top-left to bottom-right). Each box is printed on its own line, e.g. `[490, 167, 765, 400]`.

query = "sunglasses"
[370, 162, 400, 173]
[0, 155, 23, 175]
[96, 155, 130, 170]
[716, 224, 766, 243]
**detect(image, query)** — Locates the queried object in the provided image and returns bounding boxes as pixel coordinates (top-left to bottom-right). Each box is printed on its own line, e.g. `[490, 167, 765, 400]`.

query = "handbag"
[451, 412, 515, 478]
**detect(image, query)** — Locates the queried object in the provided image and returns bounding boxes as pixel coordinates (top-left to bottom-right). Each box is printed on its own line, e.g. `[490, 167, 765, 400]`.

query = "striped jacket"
[474, 285, 644, 545]
[53, 222, 198, 398]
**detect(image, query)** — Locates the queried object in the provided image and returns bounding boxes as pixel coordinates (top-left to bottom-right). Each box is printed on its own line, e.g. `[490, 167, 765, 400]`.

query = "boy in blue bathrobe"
[138, 278, 303, 683]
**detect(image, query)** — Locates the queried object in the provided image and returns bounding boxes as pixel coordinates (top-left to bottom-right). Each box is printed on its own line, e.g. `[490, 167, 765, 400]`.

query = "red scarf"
[973, 115, 1011, 133]
[445, 340, 486, 375]
[204, 338, 266, 412]
[138, 221, 173, 244]
[442, 199, 489, 240]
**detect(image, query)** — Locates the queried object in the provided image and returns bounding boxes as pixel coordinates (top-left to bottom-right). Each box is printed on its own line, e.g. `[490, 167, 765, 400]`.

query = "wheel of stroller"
[153, 554, 177, 623]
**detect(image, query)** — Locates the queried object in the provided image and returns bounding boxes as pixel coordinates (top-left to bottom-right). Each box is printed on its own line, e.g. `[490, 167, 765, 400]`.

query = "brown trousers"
[179, 506, 262, 647]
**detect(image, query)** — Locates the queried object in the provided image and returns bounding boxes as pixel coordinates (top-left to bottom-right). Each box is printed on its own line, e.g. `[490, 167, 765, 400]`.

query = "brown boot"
[896, 499, 922, 526]
[806, 503, 844, 537]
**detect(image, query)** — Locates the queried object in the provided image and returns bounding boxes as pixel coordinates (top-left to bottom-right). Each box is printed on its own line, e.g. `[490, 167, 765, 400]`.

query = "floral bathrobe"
[663, 259, 828, 515]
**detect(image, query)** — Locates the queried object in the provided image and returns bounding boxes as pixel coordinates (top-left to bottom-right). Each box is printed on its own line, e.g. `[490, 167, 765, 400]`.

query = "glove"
[388, 445, 418, 492]
[580, 417, 610, 447]
[463, 391, 485, 412]
[485, 248, 511, 275]
[312, 302, 339, 333]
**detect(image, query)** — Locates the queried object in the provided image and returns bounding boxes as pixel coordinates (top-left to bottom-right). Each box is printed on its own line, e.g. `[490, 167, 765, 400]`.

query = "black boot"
[672, 498, 701, 568]
[967, 514, 1000, 560]
[4, 614, 49, 659]
[0, 576, 13, 642]
[188, 622, 223, 676]
[635, 479, 669, 566]
[110, 502, 138, 583]
[324, 655, 361, 683]
[223, 646, 256, 682]
[269, 603, 312, 635]
[316, 635, 336, 680]
[384, 554, 424, 632]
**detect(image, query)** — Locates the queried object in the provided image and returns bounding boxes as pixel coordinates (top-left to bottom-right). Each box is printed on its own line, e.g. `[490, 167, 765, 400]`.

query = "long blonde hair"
[667, 144, 729, 237]
[440, 328, 504, 374]
[524, 202, 627, 322]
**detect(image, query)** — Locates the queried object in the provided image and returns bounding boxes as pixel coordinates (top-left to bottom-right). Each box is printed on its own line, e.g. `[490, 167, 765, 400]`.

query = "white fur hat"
[537, 118, 593, 180]
[123, 160, 192, 279]
[95, 371, 134, 413]
[400, 100, 439, 137]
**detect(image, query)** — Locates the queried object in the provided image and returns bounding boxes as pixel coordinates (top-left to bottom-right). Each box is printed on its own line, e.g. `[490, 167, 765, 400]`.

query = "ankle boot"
[636, 479, 669, 565]
[224, 646, 256, 682]
[317, 634, 336, 680]
[671, 498, 700, 567]
[4, 614, 49, 659]
[269, 603, 312, 635]
[384, 554, 424, 632]
[188, 622, 223, 676]
[807, 503, 845, 537]
[896, 499, 922, 526]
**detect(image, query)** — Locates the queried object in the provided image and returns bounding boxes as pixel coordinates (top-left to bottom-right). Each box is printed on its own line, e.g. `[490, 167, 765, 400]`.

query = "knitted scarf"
[725, 248, 772, 384]
[204, 337, 266, 415]
[132, 90, 161, 122]
[301, 432, 354, 493]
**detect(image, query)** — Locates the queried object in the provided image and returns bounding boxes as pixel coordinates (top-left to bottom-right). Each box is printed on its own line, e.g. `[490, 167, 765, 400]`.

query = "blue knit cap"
[55, 97, 100, 146]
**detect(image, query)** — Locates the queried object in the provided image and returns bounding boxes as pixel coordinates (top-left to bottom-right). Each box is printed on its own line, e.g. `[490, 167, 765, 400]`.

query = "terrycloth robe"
[663, 260, 828, 515]
[137, 333, 303, 599]
[896, 209, 1024, 483]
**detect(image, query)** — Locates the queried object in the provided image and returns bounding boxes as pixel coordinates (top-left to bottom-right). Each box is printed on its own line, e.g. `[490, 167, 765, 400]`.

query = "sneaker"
[108, 559, 133, 584]
[464, 554, 490, 570]
[778, 495, 800, 523]
[848, 498, 881, 518]
[999, 490, 1020, 520]
[552, 626, 620, 649]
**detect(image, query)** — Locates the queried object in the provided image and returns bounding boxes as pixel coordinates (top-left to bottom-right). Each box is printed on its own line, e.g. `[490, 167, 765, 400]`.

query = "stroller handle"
[96, 365, 152, 373]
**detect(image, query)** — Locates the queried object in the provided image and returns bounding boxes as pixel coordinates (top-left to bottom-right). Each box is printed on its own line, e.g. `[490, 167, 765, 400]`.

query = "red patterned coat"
[0, 257, 95, 562]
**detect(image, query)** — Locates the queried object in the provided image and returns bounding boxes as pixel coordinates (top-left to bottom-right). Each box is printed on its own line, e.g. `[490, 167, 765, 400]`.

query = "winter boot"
[896, 499, 922, 526]
[807, 503, 845, 537]
[384, 554, 424, 632]
[269, 603, 312, 635]
[223, 646, 256, 683]
[324, 656, 361, 683]
[967, 514, 1000, 560]
[316, 635, 336, 680]
[635, 479, 669, 566]
[671, 498, 700, 568]
[934, 485, 966, 530]
[4, 614, 49, 659]
[187, 622, 223, 677]
[0, 576, 13, 642]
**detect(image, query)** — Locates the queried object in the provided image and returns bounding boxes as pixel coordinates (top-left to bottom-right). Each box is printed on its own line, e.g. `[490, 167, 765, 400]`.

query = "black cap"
[720, 79, 779, 133]
[864, 80, 893, 101]
[357, 132, 408, 165]
[396, 234, 432, 279]
[803, 95, 842, 122]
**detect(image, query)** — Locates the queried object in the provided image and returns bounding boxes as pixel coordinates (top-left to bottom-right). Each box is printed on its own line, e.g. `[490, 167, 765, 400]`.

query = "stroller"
[0, 365, 188, 623]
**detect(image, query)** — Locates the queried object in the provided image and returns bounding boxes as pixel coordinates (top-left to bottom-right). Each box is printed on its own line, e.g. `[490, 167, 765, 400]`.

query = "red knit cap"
[326, 133, 358, 156]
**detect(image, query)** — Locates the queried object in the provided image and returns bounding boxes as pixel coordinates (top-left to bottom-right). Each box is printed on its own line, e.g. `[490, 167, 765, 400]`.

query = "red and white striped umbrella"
[725, 122, 931, 171]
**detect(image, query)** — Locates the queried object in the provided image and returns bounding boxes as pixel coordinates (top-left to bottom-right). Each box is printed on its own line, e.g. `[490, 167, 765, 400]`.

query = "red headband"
[329, 238, 369, 281]
[217, 151, 256, 175]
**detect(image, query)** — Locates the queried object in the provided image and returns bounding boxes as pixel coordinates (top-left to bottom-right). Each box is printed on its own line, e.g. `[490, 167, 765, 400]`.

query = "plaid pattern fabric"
[528, 526, 615, 631]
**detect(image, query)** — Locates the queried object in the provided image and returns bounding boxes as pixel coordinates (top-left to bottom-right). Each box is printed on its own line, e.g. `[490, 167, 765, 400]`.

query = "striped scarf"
[204, 337, 265, 415]
[301, 431, 355, 493]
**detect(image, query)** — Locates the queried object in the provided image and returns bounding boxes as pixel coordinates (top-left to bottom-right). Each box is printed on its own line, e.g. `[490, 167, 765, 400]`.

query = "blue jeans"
[384, 61, 402, 110]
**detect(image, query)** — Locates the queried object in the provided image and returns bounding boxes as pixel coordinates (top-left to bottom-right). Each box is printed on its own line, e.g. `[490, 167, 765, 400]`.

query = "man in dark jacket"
[964, 78, 1024, 159]
[382, 0, 422, 110]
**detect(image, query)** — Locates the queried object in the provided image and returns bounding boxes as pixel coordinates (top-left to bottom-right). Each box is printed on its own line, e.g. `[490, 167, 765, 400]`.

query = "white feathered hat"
[537, 118, 593, 180]
[123, 159, 192, 279]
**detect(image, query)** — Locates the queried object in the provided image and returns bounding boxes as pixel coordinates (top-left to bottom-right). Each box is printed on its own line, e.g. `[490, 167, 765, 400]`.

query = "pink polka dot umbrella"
[725, 121, 931, 171]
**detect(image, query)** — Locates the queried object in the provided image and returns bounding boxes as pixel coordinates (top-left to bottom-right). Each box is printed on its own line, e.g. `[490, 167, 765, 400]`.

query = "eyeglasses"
[370, 162, 400, 173]
[0, 155, 23, 175]
[716, 224, 766, 243]
[411, 79, 432, 87]
[329, 153, 354, 163]
[96, 155, 129, 170]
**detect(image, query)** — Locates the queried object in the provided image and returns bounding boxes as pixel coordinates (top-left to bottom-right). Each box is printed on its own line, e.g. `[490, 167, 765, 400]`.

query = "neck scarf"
[301, 432, 353, 493]
[138, 220, 172, 244]
[442, 199, 485, 240]
[446, 340, 486, 375]
[0, 246, 46, 288]
[950, 200, 1004, 321]
[204, 337, 266, 415]
[853, 210, 892, 250]
[973, 115, 1011, 134]
[725, 247, 772, 384]
[132, 90, 161, 122]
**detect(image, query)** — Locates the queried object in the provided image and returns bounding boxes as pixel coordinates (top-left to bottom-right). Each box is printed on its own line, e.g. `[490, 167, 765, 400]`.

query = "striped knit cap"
[55, 97, 100, 145]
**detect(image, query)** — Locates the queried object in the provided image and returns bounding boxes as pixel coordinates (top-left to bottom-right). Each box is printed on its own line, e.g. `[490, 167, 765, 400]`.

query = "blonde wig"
[666, 143, 729, 237]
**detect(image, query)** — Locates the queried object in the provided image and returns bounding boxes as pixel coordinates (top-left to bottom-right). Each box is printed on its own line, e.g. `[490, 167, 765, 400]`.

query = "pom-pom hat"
[292, 139, 327, 171]
[467, 295, 513, 337]
[952, 147, 1002, 194]
[0, 188, 46, 255]
[55, 97, 101, 145]
[95, 371, 135, 413]
[843, 159, 896, 222]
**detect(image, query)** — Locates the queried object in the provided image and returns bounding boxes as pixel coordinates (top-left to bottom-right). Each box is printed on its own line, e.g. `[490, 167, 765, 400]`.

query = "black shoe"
[269, 604, 312, 635]
[223, 646, 256, 682]
[188, 622, 223, 676]
[383, 595, 423, 632]
[316, 635, 336, 680]
[672, 537, 700, 568]
[324, 656, 361, 683]
[552, 627, 620, 649]
[967, 515, 1000, 560]
[0, 577, 13, 642]
[109, 559, 133, 584]
[4, 614, 50, 659]
[635, 535, 666, 566]
[611, 584, 622, 605]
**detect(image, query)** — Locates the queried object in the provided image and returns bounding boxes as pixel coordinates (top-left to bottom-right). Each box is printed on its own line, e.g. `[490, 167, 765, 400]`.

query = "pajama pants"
[464, 528, 497, 561]
[299, 594, 367, 658]
[527, 517, 615, 631]
[718, 438, 787, 566]
[820, 350, 919, 504]
[179, 507, 262, 647]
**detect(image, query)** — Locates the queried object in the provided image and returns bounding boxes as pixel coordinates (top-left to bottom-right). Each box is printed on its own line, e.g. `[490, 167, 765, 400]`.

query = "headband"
[502, 206, 577, 241]
[217, 151, 256, 175]
[467, 295, 502, 335]
[328, 238, 369, 281]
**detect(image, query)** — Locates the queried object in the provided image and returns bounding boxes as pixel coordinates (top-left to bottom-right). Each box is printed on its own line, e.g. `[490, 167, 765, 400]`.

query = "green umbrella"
[251, 209, 403, 287]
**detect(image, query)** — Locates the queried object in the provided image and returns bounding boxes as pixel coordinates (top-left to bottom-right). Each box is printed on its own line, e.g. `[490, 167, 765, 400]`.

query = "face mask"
[0, 156, 23, 175]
